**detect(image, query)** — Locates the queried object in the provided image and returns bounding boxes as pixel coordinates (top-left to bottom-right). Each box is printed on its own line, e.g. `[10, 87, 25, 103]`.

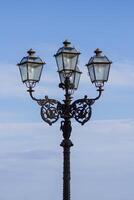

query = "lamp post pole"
[17, 40, 112, 200]
[60, 77, 73, 200]
[60, 118, 73, 200]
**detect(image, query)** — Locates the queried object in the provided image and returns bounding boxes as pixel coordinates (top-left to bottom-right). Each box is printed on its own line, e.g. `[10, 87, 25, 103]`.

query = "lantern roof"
[54, 40, 80, 56]
[86, 48, 112, 65]
[18, 49, 45, 66]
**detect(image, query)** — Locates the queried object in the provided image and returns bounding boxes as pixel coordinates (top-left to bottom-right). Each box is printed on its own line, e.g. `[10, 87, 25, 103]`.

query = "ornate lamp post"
[17, 40, 112, 200]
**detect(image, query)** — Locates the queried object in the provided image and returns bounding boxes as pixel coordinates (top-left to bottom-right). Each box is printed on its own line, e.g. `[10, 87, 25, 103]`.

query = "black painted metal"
[60, 77, 73, 200]
[27, 78, 102, 200]
[60, 119, 73, 200]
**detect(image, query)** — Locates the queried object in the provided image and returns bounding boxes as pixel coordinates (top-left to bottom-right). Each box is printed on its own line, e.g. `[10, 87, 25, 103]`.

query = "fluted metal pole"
[60, 77, 74, 200]
[60, 119, 73, 200]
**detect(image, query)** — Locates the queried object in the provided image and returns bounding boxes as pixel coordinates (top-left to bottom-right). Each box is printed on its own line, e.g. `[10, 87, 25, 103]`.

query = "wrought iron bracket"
[27, 88, 61, 125]
[27, 87, 102, 126]
[71, 95, 95, 125]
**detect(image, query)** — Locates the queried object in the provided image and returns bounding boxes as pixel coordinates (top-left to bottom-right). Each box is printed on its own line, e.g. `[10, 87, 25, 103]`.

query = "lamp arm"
[27, 87, 62, 107]
[92, 87, 103, 101]
[27, 88, 42, 102]
[70, 87, 103, 125]
[27, 87, 63, 125]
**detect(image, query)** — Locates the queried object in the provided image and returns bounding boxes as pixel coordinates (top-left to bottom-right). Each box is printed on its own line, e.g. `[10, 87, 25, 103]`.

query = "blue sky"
[0, 0, 134, 199]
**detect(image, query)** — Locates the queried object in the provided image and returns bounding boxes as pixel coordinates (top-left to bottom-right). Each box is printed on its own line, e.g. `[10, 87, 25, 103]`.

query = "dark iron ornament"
[17, 40, 112, 200]
[29, 89, 98, 126]
[71, 96, 95, 125]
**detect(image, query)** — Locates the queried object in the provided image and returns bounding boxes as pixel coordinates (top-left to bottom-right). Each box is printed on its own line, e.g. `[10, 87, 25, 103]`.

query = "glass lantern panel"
[60, 69, 72, 78]
[56, 54, 63, 71]
[19, 64, 28, 82]
[63, 53, 77, 71]
[59, 71, 65, 84]
[69, 71, 75, 88]
[74, 70, 81, 89]
[28, 63, 43, 81]
[94, 63, 110, 81]
[59, 70, 75, 89]
[87, 65, 95, 82]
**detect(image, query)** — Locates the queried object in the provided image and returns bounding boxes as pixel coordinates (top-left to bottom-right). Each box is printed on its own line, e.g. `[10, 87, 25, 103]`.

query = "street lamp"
[18, 48, 45, 88]
[86, 48, 112, 88]
[17, 40, 112, 200]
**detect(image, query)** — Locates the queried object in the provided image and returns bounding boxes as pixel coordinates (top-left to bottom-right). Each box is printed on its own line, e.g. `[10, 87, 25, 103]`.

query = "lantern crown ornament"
[86, 48, 112, 88]
[17, 49, 45, 88]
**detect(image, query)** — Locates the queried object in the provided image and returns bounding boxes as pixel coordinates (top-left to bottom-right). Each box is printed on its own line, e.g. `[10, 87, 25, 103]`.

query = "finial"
[63, 40, 71, 47]
[27, 49, 36, 56]
[94, 48, 102, 56]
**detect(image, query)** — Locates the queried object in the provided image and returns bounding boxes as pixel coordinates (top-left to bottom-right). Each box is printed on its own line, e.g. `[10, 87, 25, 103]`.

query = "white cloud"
[0, 63, 25, 98]
[0, 119, 134, 199]
[109, 62, 134, 87]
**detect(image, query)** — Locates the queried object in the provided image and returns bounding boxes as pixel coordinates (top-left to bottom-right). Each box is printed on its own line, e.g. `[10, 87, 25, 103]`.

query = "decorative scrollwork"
[71, 96, 95, 125]
[28, 88, 102, 126]
[39, 96, 61, 125]
[37, 96, 58, 106]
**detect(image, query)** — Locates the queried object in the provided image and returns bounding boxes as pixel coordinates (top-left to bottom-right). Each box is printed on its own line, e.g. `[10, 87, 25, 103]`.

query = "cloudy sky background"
[0, 0, 134, 199]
